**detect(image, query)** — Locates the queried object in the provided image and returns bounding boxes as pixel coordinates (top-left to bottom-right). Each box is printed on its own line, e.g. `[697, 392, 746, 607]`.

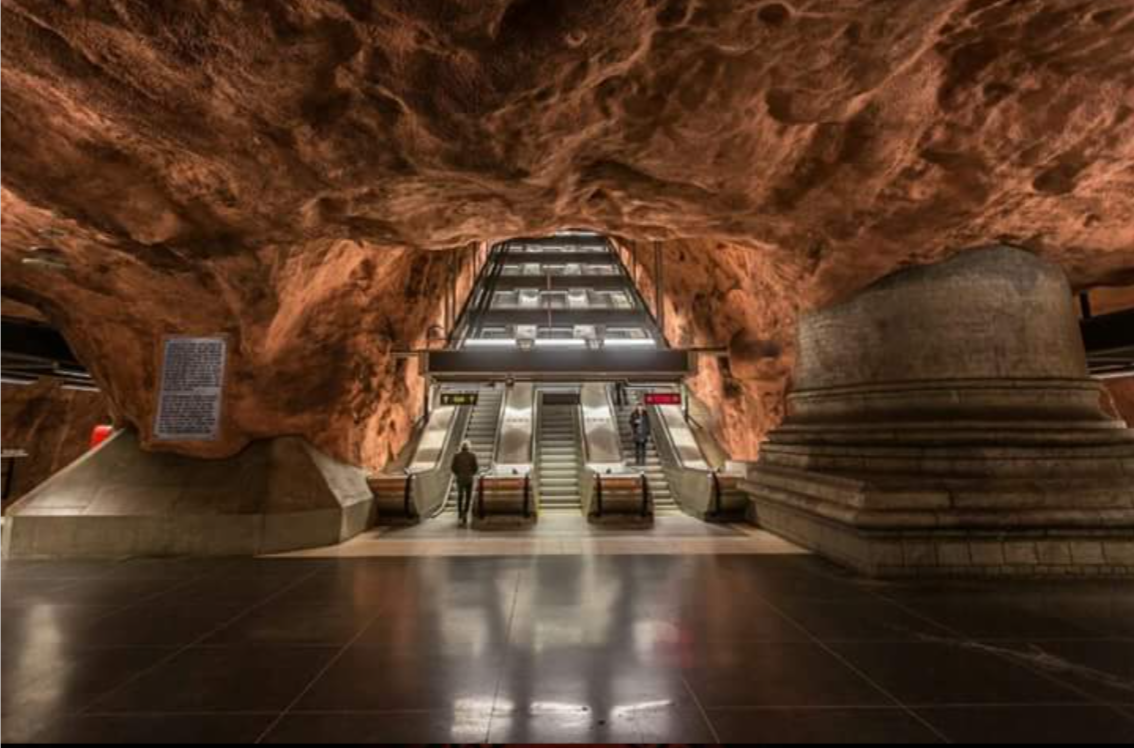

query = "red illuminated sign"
[644, 392, 681, 406]
[89, 424, 114, 450]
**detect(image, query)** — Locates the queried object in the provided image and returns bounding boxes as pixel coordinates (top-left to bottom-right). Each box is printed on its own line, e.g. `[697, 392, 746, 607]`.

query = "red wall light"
[89, 424, 114, 450]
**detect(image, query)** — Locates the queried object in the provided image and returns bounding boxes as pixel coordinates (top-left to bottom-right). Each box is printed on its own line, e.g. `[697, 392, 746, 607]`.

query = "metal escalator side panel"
[407, 405, 458, 472]
[495, 382, 535, 473]
[654, 404, 711, 471]
[579, 383, 623, 469]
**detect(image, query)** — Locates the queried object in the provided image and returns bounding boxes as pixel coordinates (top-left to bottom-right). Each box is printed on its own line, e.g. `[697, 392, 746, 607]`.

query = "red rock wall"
[1, 210, 480, 471]
[1, 381, 110, 506]
[617, 238, 811, 459]
[3, 1, 1134, 467]
[1103, 377, 1134, 425]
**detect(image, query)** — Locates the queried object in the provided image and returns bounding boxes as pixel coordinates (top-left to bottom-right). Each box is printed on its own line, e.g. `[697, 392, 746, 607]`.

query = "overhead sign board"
[440, 392, 479, 407]
[644, 392, 682, 406]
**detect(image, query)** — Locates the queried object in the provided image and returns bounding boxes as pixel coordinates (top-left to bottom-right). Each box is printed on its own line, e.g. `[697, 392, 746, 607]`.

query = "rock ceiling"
[2, 0, 1133, 465]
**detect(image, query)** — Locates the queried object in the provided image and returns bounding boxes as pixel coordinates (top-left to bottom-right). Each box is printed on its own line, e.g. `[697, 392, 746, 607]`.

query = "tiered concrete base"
[2, 430, 374, 558]
[744, 247, 1134, 578]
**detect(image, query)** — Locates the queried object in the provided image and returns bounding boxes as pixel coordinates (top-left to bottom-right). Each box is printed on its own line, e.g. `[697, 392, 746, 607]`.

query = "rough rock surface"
[2, 0, 1134, 466]
[1, 381, 109, 505]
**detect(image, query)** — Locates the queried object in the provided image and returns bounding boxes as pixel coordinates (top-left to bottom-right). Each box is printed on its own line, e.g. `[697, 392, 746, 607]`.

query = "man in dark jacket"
[451, 440, 479, 525]
[629, 405, 651, 466]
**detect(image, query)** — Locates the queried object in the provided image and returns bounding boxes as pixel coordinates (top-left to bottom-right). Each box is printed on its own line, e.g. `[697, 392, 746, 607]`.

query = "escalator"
[535, 402, 583, 511]
[615, 401, 677, 512]
[441, 386, 505, 515]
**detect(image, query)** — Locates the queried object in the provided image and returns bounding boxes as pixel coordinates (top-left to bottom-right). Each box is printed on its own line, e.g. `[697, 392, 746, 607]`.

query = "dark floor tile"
[742, 570, 877, 602]
[267, 573, 403, 611]
[680, 642, 892, 708]
[893, 599, 1101, 640]
[0, 604, 120, 649]
[634, 703, 719, 743]
[96, 558, 211, 581]
[774, 599, 955, 642]
[2, 561, 114, 581]
[675, 601, 820, 644]
[1019, 596, 1134, 639]
[2, 646, 174, 717]
[996, 640, 1134, 704]
[194, 558, 336, 579]
[159, 575, 304, 606]
[1, 578, 83, 606]
[294, 648, 502, 712]
[262, 711, 492, 744]
[495, 648, 689, 712]
[203, 603, 379, 647]
[831, 642, 1089, 706]
[28, 714, 276, 744]
[916, 705, 1134, 744]
[92, 646, 337, 713]
[708, 707, 943, 744]
[351, 604, 512, 654]
[486, 707, 641, 743]
[82, 604, 247, 648]
[48, 577, 190, 607]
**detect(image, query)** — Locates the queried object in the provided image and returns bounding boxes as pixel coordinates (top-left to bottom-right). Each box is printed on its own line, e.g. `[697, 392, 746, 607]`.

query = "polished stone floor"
[277, 513, 806, 557]
[2, 554, 1133, 743]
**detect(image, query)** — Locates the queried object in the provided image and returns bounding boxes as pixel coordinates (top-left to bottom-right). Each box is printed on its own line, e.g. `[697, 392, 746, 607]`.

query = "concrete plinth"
[745, 247, 1134, 578]
[2, 430, 374, 559]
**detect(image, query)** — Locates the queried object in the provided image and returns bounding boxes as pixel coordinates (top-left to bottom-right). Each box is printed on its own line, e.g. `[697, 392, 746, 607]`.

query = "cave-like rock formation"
[2, 0, 1133, 470]
[0, 381, 108, 504]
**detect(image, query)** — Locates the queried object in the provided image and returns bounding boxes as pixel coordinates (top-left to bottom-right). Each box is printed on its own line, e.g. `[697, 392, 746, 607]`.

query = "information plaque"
[644, 392, 682, 406]
[154, 336, 227, 441]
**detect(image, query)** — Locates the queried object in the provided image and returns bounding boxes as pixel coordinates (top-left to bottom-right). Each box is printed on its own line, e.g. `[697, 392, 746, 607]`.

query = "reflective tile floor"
[2, 554, 1133, 743]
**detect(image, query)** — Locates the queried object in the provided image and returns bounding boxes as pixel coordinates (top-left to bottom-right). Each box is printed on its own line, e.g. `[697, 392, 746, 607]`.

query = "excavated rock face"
[2, 0, 1133, 466]
[1, 381, 109, 504]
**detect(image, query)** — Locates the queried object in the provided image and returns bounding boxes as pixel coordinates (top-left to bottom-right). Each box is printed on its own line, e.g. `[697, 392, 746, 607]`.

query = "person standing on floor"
[450, 440, 479, 526]
[629, 404, 651, 466]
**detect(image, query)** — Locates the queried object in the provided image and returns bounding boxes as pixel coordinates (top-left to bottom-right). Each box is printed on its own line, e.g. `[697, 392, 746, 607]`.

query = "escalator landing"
[269, 512, 806, 558]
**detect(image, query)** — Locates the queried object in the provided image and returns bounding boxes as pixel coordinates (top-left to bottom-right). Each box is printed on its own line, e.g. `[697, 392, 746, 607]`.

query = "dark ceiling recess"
[1081, 308, 1134, 379]
[0, 316, 98, 391]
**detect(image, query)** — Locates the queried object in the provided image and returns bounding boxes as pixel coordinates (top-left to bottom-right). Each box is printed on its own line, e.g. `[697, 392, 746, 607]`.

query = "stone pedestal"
[744, 247, 1134, 577]
[2, 430, 374, 558]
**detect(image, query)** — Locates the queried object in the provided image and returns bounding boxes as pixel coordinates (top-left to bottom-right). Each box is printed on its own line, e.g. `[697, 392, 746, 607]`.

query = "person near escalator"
[629, 404, 651, 466]
[451, 440, 479, 526]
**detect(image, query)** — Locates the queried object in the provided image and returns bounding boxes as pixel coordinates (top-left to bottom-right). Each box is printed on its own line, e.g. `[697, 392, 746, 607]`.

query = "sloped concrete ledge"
[2, 430, 374, 559]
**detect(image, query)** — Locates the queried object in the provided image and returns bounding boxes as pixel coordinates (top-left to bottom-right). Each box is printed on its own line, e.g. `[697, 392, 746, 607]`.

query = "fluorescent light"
[603, 339, 656, 347]
[534, 339, 585, 348]
[61, 382, 100, 392]
[463, 339, 516, 348]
